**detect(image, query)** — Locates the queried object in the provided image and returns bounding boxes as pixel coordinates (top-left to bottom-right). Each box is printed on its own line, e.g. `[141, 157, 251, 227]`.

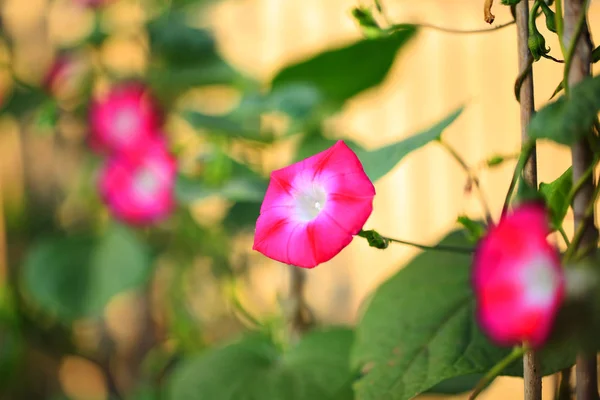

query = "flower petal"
[253, 140, 375, 268]
[472, 203, 564, 348]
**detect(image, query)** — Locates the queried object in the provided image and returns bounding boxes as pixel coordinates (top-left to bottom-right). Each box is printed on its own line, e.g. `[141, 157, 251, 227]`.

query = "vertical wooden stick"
[515, 2, 541, 400]
[563, 1, 599, 399]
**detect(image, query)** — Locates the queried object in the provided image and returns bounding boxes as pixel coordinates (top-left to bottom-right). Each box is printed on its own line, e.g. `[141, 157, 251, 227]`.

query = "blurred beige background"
[1, 0, 598, 399]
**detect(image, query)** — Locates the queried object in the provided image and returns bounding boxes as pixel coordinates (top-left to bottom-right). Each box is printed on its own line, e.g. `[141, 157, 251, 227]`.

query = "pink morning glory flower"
[472, 203, 565, 348]
[89, 82, 163, 157]
[253, 140, 375, 268]
[98, 137, 176, 225]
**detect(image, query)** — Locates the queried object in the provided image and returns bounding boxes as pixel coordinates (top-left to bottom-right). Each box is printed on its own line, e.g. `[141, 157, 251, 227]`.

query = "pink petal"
[472, 203, 564, 348]
[253, 140, 375, 268]
[98, 137, 176, 226]
[89, 82, 163, 158]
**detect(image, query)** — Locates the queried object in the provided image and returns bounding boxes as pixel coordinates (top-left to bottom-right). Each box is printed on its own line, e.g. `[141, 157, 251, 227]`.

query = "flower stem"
[358, 230, 475, 254]
[469, 346, 526, 400]
[502, 140, 536, 215]
[515, 3, 541, 398]
[565, 157, 598, 208]
[386, 237, 474, 254]
[389, 19, 516, 35]
[438, 139, 493, 224]
[562, 0, 590, 95]
[558, 226, 571, 247]
[556, 0, 566, 54]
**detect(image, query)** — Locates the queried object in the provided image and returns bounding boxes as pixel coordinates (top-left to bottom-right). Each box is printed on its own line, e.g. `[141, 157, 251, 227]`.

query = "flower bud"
[528, 29, 550, 61]
[540, 2, 558, 33]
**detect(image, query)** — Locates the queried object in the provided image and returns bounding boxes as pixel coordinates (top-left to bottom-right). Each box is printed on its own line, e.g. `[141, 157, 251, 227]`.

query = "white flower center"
[294, 183, 327, 222]
[132, 167, 160, 203]
[521, 255, 560, 307]
[114, 108, 138, 139]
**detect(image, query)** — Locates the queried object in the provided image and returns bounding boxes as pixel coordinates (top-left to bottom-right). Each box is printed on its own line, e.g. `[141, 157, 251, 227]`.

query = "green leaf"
[167, 328, 355, 400]
[352, 230, 575, 400]
[357, 107, 463, 182]
[271, 26, 417, 107]
[223, 201, 261, 232]
[23, 225, 151, 321]
[148, 12, 218, 66]
[294, 107, 463, 182]
[423, 374, 484, 395]
[539, 167, 572, 230]
[529, 75, 600, 145]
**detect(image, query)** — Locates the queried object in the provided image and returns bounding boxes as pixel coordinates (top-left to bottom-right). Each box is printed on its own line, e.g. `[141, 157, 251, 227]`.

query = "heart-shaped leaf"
[352, 230, 575, 400]
[529, 75, 600, 145]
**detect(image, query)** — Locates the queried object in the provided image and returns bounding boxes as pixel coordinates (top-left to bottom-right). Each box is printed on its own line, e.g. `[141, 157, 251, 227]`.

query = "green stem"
[563, 181, 600, 262]
[562, 0, 590, 95]
[469, 346, 527, 400]
[386, 237, 474, 254]
[388, 19, 515, 35]
[438, 139, 493, 224]
[558, 226, 571, 247]
[565, 157, 598, 208]
[357, 230, 475, 254]
[556, 0, 566, 54]
[502, 140, 536, 215]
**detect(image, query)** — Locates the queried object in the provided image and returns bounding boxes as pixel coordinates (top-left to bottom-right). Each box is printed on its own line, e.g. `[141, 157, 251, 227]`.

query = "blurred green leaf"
[23, 224, 152, 321]
[147, 11, 241, 99]
[176, 157, 267, 204]
[34, 100, 59, 132]
[1, 84, 48, 117]
[183, 111, 273, 143]
[223, 201, 261, 232]
[271, 25, 417, 108]
[176, 175, 266, 204]
[167, 328, 355, 400]
[529, 75, 600, 145]
[352, 230, 576, 400]
[148, 12, 217, 66]
[539, 167, 572, 230]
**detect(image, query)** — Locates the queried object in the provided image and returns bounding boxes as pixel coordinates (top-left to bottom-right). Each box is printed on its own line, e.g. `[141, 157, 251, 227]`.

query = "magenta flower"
[89, 82, 163, 157]
[472, 203, 565, 348]
[253, 141, 375, 268]
[98, 137, 176, 225]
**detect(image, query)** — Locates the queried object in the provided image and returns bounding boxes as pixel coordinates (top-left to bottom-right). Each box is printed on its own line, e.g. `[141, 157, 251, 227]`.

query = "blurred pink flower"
[74, 0, 113, 8]
[98, 137, 176, 225]
[89, 82, 163, 157]
[253, 141, 375, 268]
[43, 53, 89, 99]
[472, 203, 564, 348]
